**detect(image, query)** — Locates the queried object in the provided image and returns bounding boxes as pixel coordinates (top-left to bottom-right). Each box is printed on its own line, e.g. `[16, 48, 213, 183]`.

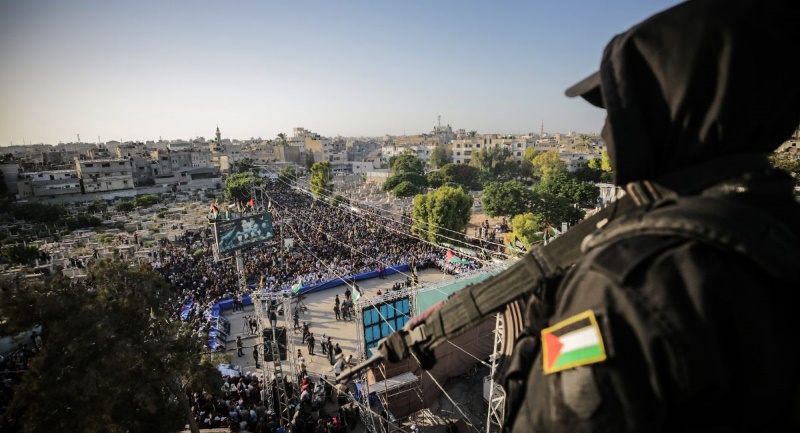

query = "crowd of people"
[155, 184, 487, 344]
[190, 371, 359, 432]
[140, 183, 490, 430]
[2, 182, 496, 432]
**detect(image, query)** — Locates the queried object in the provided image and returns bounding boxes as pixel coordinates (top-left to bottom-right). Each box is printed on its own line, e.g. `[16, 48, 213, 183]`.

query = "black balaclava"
[566, 0, 800, 187]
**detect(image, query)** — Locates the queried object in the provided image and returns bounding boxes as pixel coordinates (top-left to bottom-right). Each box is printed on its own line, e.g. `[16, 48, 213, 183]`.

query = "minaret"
[216, 126, 222, 145]
[540, 121, 544, 138]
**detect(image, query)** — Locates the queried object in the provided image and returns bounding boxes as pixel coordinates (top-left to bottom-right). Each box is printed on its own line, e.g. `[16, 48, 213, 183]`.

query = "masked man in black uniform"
[503, 1, 800, 432]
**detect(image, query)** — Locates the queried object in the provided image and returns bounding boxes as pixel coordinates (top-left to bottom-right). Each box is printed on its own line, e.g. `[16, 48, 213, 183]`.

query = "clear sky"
[0, 0, 683, 146]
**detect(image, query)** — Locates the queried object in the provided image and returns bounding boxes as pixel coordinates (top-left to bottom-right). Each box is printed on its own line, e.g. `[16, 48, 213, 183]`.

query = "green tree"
[482, 180, 536, 218]
[114, 201, 134, 213]
[278, 165, 299, 186]
[310, 161, 334, 199]
[469, 146, 517, 179]
[85, 199, 107, 214]
[393, 181, 421, 198]
[529, 192, 586, 227]
[304, 152, 315, 170]
[524, 147, 540, 162]
[277, 133, 287, 146]
[439, 163, 482, 191]
[429, 145, 450, 169]
[531, 151, 567, 180]
[133, 194, 160, 208]
[65, 214, 102, 230]
[224, 172, 263, 203]
[390, 154, 425, 175]
[600, 150, 612, 172]
[382, 172, 427, 193]
[427, 171, 446, 188]
[535, 172, 600, 207]
[577, 134, 593, 152]
[511, 212, 546, 250]
[1, 244, 39, 265]
[330, 194, 345, 207]
[411, 185, 473, 244]
[232, 157, 256, 173]
[574, 158, 603, 182]
[9, 203, 67, 224]
[0, 260, 222, 433]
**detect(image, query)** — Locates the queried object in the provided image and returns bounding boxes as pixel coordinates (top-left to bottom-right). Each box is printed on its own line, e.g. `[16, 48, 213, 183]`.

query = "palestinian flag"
[352, 289, 360, 302]
[504, 234, 513, 248]
[247, 198, 255, 208]
[291, 281, 303, 294]
[210, 202, 219, 213]
[445, 249, 455, 263]
[541, 310, 606, 374]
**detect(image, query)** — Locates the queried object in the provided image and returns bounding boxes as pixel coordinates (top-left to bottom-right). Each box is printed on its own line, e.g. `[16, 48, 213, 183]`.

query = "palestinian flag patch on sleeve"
[542, 310, 607, 374]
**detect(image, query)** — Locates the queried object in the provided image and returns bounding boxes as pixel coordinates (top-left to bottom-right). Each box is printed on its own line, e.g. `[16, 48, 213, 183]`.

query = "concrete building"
[75, 158, 134, 193]
[16, 169, 82, 201]
[450, 138, 483, 165]
[381, 144, 439, 169]
[559, 152, 603, 173]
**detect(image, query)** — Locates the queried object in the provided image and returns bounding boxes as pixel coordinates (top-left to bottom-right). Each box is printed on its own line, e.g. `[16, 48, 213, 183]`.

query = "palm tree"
[578, 134, 592, 153]
[468, 130, 478, 138]
[277, 133, 287, 146]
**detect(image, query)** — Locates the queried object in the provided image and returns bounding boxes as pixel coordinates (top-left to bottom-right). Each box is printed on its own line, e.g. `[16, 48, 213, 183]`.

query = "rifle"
[337, 164, 800, 383]
[337, 192, 637, 382]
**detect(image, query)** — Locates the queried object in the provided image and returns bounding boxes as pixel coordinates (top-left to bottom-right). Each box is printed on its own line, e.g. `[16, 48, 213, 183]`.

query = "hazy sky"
[0, 0, 683, 146]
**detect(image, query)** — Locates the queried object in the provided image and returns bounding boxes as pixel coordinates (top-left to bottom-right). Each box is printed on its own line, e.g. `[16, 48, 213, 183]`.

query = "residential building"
[381, 144, 439, 169]
[76, 158, 134, 193]
[16, 169, 81, 201]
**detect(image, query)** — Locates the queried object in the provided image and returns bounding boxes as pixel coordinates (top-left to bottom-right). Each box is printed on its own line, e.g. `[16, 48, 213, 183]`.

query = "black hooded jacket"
[504, 1, 800, 432]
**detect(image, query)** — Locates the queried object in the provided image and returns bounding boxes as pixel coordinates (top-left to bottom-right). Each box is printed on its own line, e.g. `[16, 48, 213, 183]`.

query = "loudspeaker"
[262, 326, 288, 361]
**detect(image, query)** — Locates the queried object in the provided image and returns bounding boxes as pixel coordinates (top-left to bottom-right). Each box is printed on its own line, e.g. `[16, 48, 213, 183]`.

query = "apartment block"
[17, 169, 82, 200]
[75, 158, 134, 193]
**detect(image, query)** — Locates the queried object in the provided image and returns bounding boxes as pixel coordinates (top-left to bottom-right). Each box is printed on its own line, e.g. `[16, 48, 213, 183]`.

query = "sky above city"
[0, 0, 684, 146]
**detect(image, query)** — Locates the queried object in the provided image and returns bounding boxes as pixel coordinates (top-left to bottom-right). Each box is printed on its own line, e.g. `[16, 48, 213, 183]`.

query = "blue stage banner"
[209, 264, 411, 313]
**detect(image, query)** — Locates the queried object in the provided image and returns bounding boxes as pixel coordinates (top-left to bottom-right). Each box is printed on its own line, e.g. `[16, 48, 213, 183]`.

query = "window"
[119, 162, 125, 166]
[102, 163, 110, 168]
[85, 163, 93, 167]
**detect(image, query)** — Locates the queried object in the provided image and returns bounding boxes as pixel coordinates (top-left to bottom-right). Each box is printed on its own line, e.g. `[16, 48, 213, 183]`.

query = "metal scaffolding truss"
[485, 313, 506, 433]
[252, 289, 293, 426]
[352, 287, 418, 433]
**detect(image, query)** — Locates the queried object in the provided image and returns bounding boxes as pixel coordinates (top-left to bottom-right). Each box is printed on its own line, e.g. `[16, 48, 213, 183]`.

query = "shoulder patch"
[542, 310, 606, 374]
